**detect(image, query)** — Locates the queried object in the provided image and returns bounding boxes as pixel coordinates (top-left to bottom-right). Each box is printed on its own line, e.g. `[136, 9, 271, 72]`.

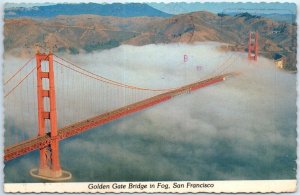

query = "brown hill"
[4, 12, 297, 70]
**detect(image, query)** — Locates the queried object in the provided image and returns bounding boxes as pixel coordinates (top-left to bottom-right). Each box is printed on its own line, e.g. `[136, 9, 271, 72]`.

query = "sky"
[4, 2, 297, 15]
[3, 42, 297, 182]
[4, 3, 55, 8]
[148, 2, 297, 15]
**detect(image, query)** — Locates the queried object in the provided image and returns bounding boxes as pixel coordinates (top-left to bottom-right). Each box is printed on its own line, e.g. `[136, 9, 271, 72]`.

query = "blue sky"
[4, 3, 55, 8]
[148, 2, 296, 15]
[5, 2, 296, 15]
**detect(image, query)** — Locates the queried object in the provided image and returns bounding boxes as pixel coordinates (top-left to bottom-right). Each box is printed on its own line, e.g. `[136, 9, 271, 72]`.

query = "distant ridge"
[5, 3, 173, 18]
[4, 11, 296, 70]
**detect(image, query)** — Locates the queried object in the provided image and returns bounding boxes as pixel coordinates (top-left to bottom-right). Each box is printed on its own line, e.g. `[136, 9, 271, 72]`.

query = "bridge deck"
[4, 73, 235, 161]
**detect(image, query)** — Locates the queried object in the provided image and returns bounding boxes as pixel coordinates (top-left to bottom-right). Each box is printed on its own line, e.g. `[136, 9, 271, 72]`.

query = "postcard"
[2, 0, 297, 193]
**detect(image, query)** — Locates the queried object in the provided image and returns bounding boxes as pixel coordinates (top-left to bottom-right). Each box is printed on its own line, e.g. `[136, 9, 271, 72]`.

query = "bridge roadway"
[4, 73, 236, 162]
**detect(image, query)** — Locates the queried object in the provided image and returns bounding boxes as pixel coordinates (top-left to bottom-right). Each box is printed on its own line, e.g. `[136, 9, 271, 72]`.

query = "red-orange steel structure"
[35, 52, 63, 178]
[248, 31, 258, 61]
[4, 72, 235, 162]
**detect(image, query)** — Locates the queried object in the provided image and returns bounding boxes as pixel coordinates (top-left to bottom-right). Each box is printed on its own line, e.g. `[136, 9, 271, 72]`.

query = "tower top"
[248, 31, 258, 61]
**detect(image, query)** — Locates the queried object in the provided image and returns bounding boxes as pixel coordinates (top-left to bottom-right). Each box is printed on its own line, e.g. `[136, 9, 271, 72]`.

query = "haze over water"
[4, 42, 296, 182]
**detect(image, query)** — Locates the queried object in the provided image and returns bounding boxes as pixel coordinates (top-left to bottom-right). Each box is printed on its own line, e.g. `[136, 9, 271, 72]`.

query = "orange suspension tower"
[248, 31, 258, 61]
[30, 52, 71, 181]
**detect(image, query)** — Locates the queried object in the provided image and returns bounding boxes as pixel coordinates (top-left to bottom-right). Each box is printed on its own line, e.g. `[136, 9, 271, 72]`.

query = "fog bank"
[4, 42, 296, 182]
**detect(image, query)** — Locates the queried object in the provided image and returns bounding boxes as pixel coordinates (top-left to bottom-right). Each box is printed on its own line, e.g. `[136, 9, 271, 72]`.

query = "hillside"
[4, 12, 297, 70]
[5, 3, 172, 18]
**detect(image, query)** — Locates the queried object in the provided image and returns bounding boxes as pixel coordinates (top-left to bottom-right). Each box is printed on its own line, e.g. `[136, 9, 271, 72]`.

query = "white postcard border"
[1, 0, 299, 194]
[4, 180, 297, 193]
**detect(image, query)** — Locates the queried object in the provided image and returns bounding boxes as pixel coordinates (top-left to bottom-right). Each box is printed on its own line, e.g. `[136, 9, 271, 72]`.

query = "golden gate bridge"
[3, 32, 258, 181]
